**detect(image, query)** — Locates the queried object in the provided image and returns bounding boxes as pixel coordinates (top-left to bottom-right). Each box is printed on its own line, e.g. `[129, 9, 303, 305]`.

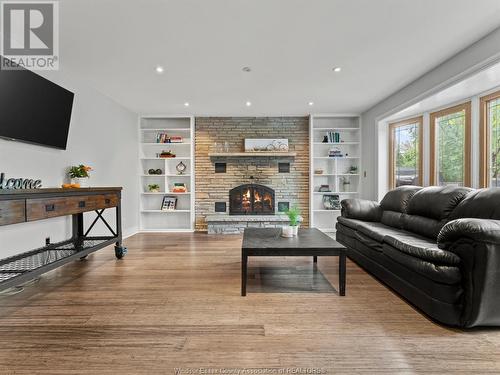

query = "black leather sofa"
[336, 185, 500, 327]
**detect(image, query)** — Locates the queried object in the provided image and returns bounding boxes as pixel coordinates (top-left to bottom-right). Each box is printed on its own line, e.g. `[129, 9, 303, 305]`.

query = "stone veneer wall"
[195, 117, 309, 231]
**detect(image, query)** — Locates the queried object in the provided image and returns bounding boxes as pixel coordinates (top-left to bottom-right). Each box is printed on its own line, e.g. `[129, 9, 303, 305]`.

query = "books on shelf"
[328, 148, 344, 157]
[156, 133, 183, 143]
[324, 131, 341, 143]
[172, 183, 187, 193]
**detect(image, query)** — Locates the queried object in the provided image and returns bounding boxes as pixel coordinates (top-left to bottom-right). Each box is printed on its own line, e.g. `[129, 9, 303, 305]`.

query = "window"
[480, 90, 500, 187]
[430, 102, 471, 187]
[389, 116, 423, 188]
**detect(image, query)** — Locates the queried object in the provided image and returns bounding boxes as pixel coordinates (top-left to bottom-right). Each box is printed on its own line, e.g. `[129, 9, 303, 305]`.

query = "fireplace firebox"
[229, 184, 275, 215]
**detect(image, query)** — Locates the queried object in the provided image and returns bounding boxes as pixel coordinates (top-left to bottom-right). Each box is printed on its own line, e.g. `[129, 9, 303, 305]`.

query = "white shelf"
[313, 191, 358, 195]
[313, 174, 359, 177]
[141, 210, 191, 213]
[310, 114, 361, 235]
[140, 157, 191, 160]
[139, 116, 195, 231]
[141, 143, 190, 145]
[313, 156, 359, 159]
[313, 127, 360, 131]
[140, 174, 191, 177]
[140, 128, 191, 131]
[313, 142, 359, 145]
[141, 192, 191, 195]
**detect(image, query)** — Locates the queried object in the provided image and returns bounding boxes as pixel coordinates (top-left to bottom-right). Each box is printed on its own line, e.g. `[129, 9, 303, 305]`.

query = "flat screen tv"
[0, 56, 74, 150]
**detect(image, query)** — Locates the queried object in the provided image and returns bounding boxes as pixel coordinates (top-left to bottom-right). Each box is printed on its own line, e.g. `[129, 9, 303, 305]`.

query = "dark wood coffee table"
[241, 228, 346, 296]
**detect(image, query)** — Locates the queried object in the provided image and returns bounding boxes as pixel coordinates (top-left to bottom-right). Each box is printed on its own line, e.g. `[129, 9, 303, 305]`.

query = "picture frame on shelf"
[161, 196, 177, 211]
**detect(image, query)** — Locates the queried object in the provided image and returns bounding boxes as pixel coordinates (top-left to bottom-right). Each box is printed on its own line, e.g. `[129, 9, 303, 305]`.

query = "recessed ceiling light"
[155, 65, 164, 74]
[184, 102, 190, 107]
[245, 101, 252, 107]
[242, 66, 252, 72]
[308, 101, 314, 106]
[333, 66, 342, 72]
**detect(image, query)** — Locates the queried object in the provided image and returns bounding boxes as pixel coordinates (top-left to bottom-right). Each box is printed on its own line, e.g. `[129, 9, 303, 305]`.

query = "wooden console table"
[0, 187, 126, 292]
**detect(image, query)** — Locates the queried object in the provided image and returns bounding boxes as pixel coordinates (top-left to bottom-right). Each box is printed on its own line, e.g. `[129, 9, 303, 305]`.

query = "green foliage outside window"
[490, 99, 500, 187]
[437, 112, 465, 185]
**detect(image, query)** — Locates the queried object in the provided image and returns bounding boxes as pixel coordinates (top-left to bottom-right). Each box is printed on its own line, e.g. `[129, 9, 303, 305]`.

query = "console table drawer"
[94, 193, 119, 209]
[0, 200, 26, 226]
[26, 194, 119, 221]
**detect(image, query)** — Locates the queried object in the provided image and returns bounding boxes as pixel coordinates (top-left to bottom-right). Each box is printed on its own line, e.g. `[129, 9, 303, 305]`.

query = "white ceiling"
[58, 0, 500, 116]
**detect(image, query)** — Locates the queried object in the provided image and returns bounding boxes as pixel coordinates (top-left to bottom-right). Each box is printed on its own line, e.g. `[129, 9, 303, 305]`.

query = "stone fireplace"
[195, 116, 309, 232]
[229, 183, 275, 215]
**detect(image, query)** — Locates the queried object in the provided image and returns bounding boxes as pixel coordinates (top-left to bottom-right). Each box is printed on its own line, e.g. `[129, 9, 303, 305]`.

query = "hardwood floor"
[1, 232, 500, 374]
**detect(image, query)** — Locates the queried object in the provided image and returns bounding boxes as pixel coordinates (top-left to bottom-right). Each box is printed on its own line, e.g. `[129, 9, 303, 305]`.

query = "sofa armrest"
[341, 199, 382, 222]
[437, 219, 500, 327]
[438, 219, 500, 248]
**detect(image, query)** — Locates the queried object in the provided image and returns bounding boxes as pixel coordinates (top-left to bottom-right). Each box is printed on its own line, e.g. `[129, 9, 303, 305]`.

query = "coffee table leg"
[339, 253, 346, 296]
[313, 256, 317, 264]
[241, 254, 248, 296]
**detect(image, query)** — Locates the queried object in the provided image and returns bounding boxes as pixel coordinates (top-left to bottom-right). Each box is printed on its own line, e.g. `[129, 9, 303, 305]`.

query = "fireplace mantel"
[208, 152, 296, 158]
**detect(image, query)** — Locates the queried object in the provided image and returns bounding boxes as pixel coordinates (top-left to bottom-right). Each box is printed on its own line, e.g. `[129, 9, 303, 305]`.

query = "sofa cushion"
[341, 198, 382, 222]
[337, 217, 407, 244]
[380, 210, 404, 228]
[449, 188, 500, 220]
[335, 221, 358, 238]
[336, 216, 359, 230]
[383, 232, 461, 266]
[402, 214, 445, 240]
[380, 186, 422, 213]
[407, 186, 472, 220]
[354, 231, 384, 252]
[382, 244, 461, 285]
[356, 221, 405, 243]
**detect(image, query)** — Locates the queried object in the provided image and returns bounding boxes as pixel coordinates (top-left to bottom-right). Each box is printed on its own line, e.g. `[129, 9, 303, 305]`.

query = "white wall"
[0, 69, 139, 258]
[360, 26, 500, 200]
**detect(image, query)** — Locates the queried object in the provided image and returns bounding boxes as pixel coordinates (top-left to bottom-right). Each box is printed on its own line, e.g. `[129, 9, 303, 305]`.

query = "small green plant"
[68, 165, 92, 178]
[285, 205, 301, 226]
[148, 184, 160, 192]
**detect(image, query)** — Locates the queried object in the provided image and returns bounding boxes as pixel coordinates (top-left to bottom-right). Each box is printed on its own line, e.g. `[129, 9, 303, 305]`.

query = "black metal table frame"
[241, 246, 346, 297]
[0, 200, 126, 292]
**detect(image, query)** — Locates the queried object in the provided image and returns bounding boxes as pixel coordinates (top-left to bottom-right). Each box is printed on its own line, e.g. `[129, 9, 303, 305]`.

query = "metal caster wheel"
[114, 246, 127, 259]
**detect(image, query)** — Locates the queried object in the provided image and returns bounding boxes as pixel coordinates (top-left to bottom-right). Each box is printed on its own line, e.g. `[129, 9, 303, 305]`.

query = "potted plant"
[148, 184, 161, 193]
[282, 205, 301, 237]
[341, 176, 351, 192]
[68, 165, 92, 188]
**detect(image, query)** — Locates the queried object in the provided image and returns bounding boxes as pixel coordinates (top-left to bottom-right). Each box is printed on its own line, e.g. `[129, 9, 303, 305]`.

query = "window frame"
[479, 90, 500, 187]
[388, 116, 424, 189]
[429, 101, 471, 187]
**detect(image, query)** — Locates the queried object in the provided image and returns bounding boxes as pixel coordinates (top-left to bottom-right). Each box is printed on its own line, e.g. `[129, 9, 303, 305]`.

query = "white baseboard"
[123, 227, 139, 239]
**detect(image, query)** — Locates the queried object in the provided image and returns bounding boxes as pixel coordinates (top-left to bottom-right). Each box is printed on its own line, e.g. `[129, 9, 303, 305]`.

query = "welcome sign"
[0, 173, 42, 189]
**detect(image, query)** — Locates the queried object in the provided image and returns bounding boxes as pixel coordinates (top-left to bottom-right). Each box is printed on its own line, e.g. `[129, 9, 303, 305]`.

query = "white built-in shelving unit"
[309, 115, 361, 233]
[139, 116, 195, 232]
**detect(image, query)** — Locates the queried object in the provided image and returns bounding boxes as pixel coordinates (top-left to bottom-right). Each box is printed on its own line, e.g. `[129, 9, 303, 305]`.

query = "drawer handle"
[105, 199, 111, 204]
[45, 204, 55, 212]
[78, 201, 86, 208]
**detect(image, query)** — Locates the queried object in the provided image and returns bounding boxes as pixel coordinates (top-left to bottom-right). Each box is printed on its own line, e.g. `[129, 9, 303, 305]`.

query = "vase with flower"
[68, 165, 92, 188]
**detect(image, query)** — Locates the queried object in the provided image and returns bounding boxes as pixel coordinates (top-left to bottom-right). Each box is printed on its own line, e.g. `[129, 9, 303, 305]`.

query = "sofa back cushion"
[449, 188, 500, 220]
[380, 211, 404, 229]
[380, 186, 422, 213]
[402, 215, 445, 239]
[407, 186, 472, 220]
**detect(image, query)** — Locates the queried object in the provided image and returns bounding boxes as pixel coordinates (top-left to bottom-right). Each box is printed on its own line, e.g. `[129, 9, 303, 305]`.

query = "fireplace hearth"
[229, 184, 275, 215]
